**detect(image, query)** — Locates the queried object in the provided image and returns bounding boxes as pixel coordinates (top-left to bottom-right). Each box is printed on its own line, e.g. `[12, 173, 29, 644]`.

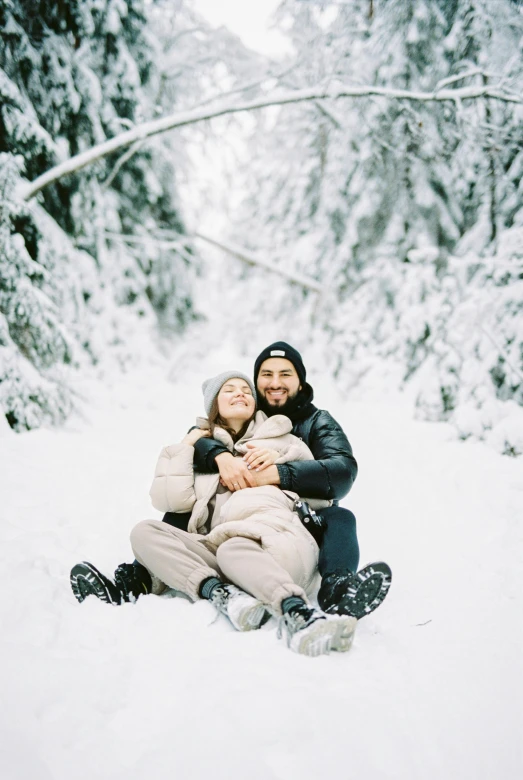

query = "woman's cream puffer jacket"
[149, 411, 330, 536]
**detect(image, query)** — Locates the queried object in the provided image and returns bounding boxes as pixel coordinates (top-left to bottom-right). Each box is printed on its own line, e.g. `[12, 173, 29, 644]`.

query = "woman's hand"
[242, 443, 280, 472]
[182, 428, 210, 446]
[215, 452, 257, 491]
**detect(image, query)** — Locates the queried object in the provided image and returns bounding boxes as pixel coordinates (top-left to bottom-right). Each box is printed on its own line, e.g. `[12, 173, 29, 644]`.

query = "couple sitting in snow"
[71, 342, 391, 657]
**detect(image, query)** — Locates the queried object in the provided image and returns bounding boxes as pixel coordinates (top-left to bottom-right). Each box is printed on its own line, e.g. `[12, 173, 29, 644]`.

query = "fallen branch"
[104, 230, 195, 267]
[193, 233, 324, 293]
[106, 228, 323, 292]
[20, 82, 522, 201]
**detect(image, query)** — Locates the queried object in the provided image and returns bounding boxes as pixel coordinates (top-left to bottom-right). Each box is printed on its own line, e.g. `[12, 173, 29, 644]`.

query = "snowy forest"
[2, 4, 523, 780]
[1, 0, 523, 454]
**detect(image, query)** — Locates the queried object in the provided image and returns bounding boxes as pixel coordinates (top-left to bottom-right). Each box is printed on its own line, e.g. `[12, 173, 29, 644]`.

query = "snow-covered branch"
[435, 68, 495, 90]
[20, 82, 522, 201]
[193, 233, 324, 293]
[104, 231, 185, 250]
[104, 229, 323, 293]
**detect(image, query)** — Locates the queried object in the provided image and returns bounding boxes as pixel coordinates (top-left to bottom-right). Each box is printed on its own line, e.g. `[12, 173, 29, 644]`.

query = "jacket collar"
[195, 410, 293, 450]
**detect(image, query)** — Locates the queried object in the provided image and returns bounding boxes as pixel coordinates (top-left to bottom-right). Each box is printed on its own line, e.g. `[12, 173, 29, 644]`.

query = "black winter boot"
[70, 562, 123, 605]
[318, 562, 392, 619]
[114, 561, 152, 602]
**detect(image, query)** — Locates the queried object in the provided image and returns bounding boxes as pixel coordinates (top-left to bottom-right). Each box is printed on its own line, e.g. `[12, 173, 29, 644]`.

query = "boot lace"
[278, 603, 321, 646]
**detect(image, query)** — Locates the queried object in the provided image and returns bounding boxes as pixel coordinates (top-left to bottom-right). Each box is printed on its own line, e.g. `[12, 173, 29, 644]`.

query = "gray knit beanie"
[202, 370, 257, 416]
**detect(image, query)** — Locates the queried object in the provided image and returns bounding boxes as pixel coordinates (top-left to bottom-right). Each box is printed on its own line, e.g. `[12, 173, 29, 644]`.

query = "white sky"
[192, 0, 291, 57]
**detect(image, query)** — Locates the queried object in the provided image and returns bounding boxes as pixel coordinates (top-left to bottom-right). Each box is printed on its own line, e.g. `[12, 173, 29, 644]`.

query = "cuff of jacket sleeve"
[276, 463, 292, 491]
[206, 442, 229, 469]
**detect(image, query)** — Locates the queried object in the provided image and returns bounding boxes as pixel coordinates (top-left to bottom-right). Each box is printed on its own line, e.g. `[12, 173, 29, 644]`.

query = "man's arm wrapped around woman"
[276, 411, 358, 501]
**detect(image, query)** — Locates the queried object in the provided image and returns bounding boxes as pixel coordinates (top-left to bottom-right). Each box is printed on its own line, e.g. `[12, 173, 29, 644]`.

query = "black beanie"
[253, 341, 307, 386]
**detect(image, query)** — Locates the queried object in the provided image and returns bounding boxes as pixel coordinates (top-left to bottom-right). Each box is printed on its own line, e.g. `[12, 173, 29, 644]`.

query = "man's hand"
[250, 465, 280, 487]
[243, 443, 280, 472]
[182, 428, 210, 446]
[216, 452, 257, 491]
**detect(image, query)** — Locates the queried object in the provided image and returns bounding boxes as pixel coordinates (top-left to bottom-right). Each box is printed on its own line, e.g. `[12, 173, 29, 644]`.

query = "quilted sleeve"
[149, 443, 197, 514]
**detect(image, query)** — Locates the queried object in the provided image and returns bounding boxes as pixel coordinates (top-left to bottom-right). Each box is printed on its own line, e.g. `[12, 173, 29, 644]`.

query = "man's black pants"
[317, 505, 360, 576]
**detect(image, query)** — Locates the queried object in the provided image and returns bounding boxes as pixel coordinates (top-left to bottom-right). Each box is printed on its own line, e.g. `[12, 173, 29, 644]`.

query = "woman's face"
[217, 377, 256, 424]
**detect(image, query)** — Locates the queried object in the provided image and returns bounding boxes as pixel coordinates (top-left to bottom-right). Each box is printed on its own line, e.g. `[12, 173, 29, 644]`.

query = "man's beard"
[257, 390, 301, 418]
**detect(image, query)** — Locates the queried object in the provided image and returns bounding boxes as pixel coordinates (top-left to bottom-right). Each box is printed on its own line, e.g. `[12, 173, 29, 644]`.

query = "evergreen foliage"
[1, 0, 522, 454]
[0, 152, 75, 430]
[215, 0, 523, 454]
[0, 0, 197, 430]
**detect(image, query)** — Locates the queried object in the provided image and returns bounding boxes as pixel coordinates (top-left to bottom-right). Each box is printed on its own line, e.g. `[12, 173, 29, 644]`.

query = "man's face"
[256, 358, 301, 407]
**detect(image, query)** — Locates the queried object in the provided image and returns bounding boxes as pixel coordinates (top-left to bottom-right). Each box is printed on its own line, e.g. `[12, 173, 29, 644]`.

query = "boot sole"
[290, 615, 357, 657]
[351, 562, 392, 618]
[327, 562, 392, 620]
[331, 615, 358, 652]
[70, 562, 121, 605]
[228, 598, 271, 632]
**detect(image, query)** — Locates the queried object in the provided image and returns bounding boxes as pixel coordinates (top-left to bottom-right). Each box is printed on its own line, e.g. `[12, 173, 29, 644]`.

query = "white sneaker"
[210, 583, 270, 631]
[330, 614, 358, 652]
[280, 602, 357, 656]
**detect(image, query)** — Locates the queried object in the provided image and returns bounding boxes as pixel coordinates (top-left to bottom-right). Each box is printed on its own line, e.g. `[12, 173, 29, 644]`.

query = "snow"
[1, 362, 522, 780]
[2, 5, 523, 771]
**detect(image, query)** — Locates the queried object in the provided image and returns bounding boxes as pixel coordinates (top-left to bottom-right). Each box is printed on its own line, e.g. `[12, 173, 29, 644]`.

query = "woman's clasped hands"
[242, 442, 279, 472]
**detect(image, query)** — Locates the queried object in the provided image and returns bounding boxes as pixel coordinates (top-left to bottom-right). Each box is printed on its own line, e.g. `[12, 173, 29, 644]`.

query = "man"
[71, 342, 391, 619]
[190, 341, 391, 619]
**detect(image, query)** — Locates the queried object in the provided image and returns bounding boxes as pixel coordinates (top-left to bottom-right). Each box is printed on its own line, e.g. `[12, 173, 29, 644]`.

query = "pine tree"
[0, 0, 196, 430]
[441, 0, 523, 244]
[204, 0, 523, 451]
[0, 153, 74, 430]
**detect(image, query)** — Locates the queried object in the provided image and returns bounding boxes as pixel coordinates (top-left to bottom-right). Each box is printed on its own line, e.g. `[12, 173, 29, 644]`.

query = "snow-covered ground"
[1, 363, 522, 780]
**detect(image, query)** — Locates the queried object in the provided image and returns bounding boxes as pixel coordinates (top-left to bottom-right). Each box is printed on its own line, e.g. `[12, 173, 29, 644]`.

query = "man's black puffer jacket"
[192, 383, 358, 501]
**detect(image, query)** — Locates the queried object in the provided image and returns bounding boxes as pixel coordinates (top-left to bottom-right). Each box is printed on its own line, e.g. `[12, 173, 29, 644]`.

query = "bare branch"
[105, 231, 196, 266]
[105, 228, 322, 292]
[189, 60, 305, 112]
[479, 325, 523, 383]
[20, 82, 522, 201]
[193, 233, 324, 293]
[102, 141, 145, 190]
[162, 27, 207, 54]
[311, 100, 343, 129]
[104, 231, 185, 250]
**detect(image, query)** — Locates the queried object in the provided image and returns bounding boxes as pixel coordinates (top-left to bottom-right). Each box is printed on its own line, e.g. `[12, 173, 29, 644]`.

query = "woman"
[73, 371, 357, 657]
